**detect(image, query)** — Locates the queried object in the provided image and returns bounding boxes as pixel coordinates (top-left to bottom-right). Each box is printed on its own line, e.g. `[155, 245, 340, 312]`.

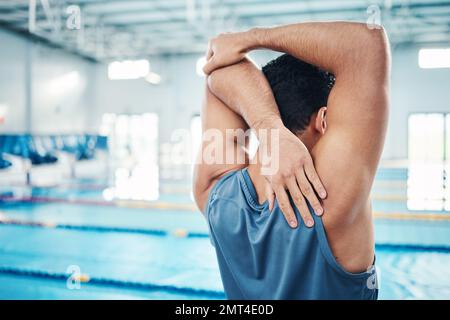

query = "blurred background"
[0, 0, 450, 300]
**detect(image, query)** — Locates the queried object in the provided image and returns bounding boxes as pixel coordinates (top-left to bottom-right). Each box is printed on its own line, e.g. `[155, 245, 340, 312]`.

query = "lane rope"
[3, 195, 450, 221]
[0, 266, 225, 298]
[0, 196, 198, 211]
[1, 217, 450, 252]
[0, 218, 209, 238]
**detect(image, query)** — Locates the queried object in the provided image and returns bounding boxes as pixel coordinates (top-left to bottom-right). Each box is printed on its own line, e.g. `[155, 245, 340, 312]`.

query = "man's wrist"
[246, 27, 269, 50]
[253, 116, 284, 131]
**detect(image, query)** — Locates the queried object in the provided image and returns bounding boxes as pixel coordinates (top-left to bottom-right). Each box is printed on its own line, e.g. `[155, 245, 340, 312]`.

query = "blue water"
[375, 247, 450, 299]
[0, 274, 214, 300]
[0, 202, 208, 233]
[0, 221, 449, 300]
[0, 183, 421, 214]
[1, 171, 450, 300]
[4, 173, 441, 214]
[26, 186, 194, 204]
[0, 224, 223, 293]
[2, 201, 450, 245]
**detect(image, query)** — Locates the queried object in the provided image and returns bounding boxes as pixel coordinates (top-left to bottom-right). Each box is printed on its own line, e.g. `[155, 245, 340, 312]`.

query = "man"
[193, 22, 390, 299]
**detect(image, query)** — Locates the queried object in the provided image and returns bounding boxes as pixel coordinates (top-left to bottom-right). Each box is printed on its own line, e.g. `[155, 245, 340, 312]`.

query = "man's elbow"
[207, 64, 235, 95]
[206, 69, 222, 95]
[207, 59, 254, 95]
[362, 26, 391, 76]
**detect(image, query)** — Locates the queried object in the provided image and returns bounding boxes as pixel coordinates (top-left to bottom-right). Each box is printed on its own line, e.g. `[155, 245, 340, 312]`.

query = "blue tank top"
[205, 168, 378, 300]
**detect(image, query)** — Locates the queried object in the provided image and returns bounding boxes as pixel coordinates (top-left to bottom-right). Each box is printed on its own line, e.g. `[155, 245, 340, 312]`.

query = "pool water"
[375, 247, 450, 299]
[1, 187, 450, 300]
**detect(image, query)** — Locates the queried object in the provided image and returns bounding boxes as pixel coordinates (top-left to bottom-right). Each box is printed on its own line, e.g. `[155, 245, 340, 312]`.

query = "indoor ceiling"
[0, 0, 449, 61]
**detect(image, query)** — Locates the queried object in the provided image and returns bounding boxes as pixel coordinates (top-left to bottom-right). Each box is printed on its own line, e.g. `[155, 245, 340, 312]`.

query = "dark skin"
[194, 22, 390, 273]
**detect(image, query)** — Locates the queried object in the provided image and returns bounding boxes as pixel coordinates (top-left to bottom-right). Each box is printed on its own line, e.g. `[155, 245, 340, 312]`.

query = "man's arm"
[192, 85, 249, 212]
[256, 22, 390, 225]
[194, 62, 325, 230]
[207, 59, 326, 228]
[204, 22, 390, 225]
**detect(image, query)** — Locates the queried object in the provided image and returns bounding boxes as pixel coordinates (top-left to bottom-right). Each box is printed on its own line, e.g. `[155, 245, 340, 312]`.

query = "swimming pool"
[1, 195, 450, 300]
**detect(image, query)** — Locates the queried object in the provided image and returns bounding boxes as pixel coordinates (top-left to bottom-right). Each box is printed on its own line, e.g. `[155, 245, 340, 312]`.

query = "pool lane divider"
[374, 212, 450, 221]
[3, 194, 450, 222]
[374, 243, 450, 253]
[1, 216, 450, 252]
[3, 194, 414, 206]
[0, 195, 198, 212]
[0, 217, 209, 238]
[0, 265, 225, 299]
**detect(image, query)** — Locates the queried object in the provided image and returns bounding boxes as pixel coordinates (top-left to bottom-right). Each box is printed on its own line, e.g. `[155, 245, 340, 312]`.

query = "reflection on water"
[377, 247, 450, 299]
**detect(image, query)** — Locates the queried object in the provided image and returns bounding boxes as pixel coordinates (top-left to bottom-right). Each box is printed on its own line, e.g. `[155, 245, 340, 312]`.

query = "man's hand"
[203, 31, 255, 75]
[259, 120, 327, 228]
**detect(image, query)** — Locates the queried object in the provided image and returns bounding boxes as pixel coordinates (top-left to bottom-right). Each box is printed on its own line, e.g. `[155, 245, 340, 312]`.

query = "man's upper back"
[206, 168, 378, 300]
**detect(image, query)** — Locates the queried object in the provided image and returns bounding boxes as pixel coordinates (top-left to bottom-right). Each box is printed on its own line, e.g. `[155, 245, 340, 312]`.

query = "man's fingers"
[265, 184, 275, 212]
[296, 168, 324, 217]
[273, 186, 297, 228]
[304, 160, 327, 199]
[203, 58, 225, 75]
[206, 46, 213, 60]
[203, 58, 215, 75]
[286, 178, 314, 228]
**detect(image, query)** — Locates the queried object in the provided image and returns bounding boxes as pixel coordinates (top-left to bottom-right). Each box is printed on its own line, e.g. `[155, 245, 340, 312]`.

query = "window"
[100, 113, 159, 201]
[408, 113, 449, 210]
[418, 48, 450, 69]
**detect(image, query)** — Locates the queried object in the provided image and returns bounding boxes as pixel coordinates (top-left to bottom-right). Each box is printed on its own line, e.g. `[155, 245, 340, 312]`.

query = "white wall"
[90, 51, 279, 143]
[0, 29, 26, 132]
[384, 46, 450, 160]
[0, 28, 96, 134]
[31, 43, 96, 133]
[91, 55, 207, 143]
[89, 57, 173, 141]
[2, 26, 450, 160]
[93, 47, 450, 160]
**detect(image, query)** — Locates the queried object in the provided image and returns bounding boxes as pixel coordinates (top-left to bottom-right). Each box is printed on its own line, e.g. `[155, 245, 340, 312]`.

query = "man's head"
[262, 54, 335, 149]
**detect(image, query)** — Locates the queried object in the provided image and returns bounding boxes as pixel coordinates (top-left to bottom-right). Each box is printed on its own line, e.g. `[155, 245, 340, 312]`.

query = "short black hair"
[262, 54, 335, 134]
